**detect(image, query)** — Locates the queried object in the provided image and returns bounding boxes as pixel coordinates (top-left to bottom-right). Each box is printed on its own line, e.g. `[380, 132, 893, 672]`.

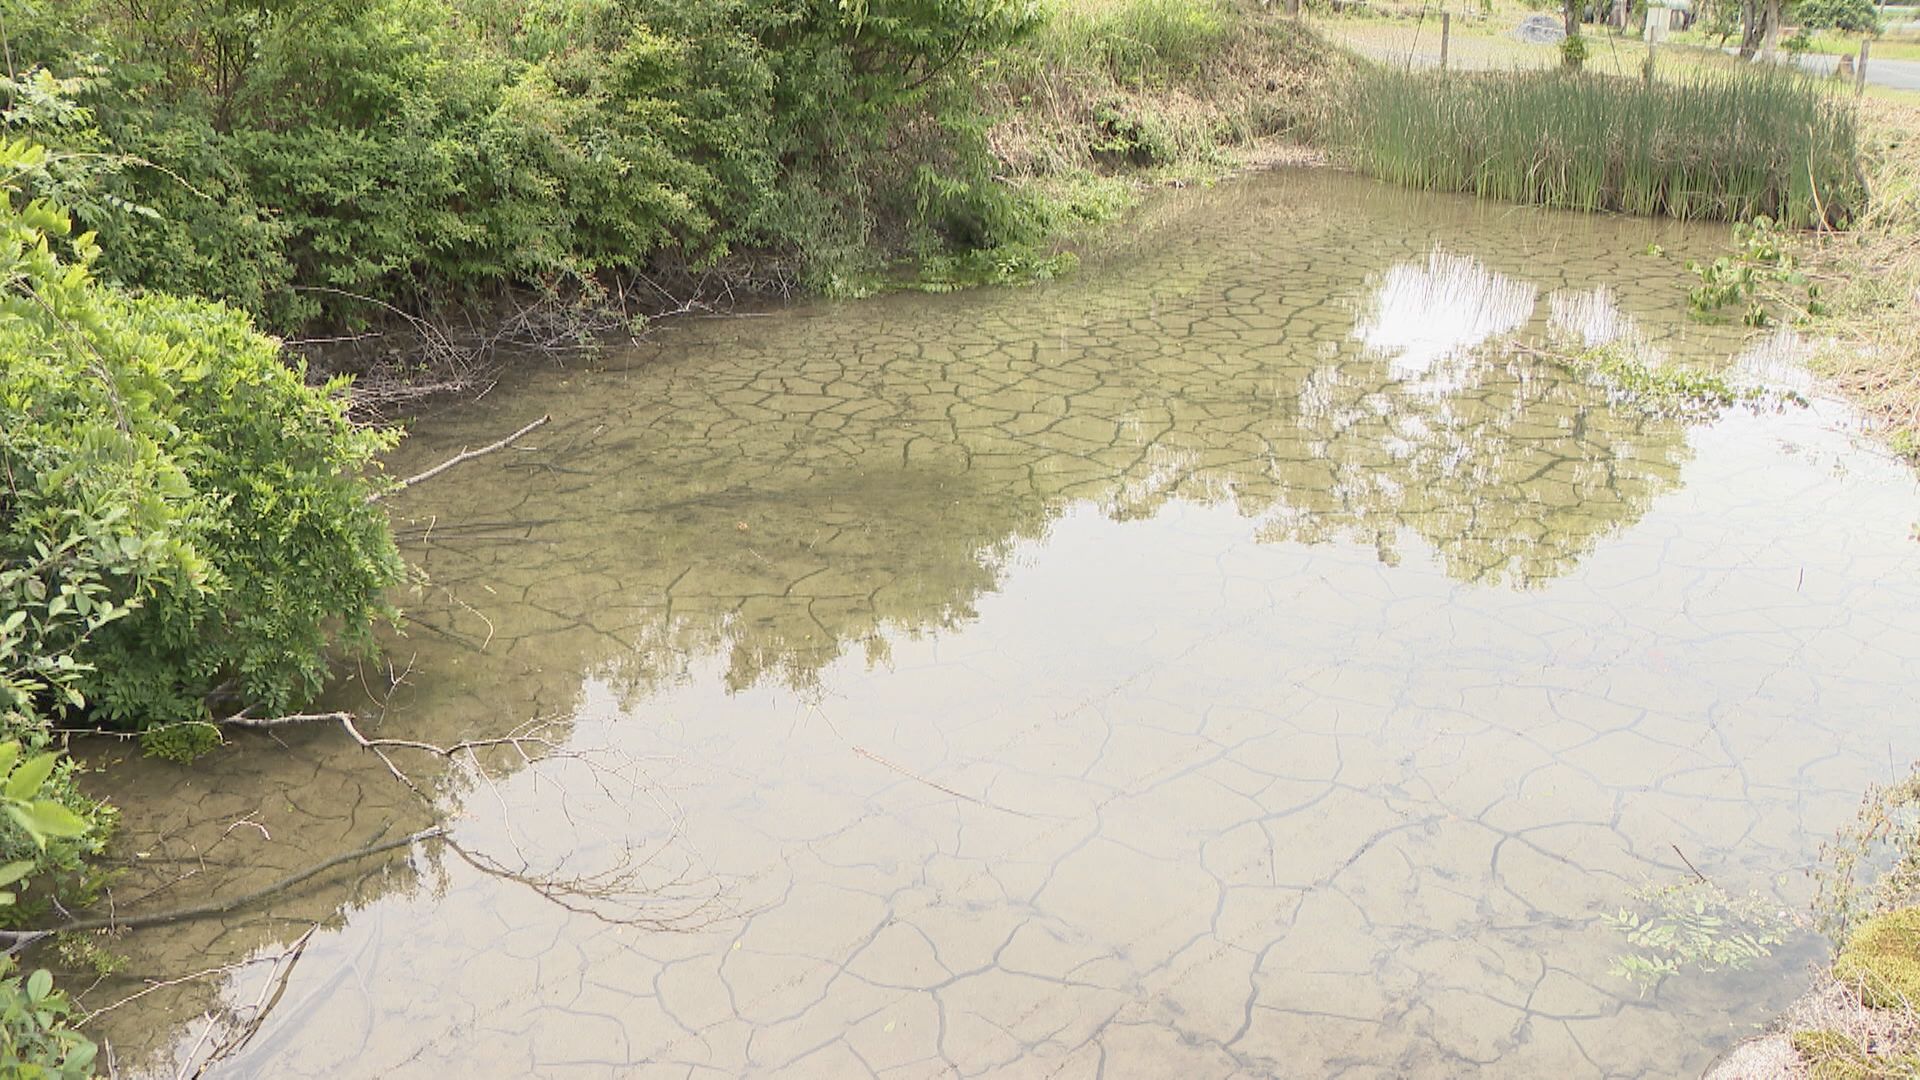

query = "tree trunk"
[1761, 0, 1781, 56]
[1738, 0, 1764, 58]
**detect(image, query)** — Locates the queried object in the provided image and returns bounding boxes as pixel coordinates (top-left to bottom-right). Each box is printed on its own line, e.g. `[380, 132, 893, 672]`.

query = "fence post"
[1440, 12, 1451, 71]
[1857, 38, 1870, 96]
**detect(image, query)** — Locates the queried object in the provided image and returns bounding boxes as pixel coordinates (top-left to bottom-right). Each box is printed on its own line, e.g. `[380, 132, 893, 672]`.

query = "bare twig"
[368, 415, 549, 503]
[0, 827, 445, 954]
[77, 925, 319, 1026]
[1672, 842, 1710, 885]
[182, 924, 319, 1077]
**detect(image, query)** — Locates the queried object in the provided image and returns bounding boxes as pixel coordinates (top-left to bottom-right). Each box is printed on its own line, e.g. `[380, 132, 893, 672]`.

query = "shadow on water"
[71, 169, 1920, 1077]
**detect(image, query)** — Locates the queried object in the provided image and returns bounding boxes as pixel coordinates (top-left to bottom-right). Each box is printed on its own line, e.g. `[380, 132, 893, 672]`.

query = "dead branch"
[368, 414, 549, 503]
[181, 924, 318, 1077]
[77, 925, 319, 1026]
[210, 709, 729, 933]
[219, 712, 352, 730]
[0, 828, 445, 954]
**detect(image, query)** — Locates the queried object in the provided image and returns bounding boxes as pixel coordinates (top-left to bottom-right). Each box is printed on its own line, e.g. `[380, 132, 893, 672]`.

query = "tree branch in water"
[0, 826, 445, 954]
[366, 414, 549, 503]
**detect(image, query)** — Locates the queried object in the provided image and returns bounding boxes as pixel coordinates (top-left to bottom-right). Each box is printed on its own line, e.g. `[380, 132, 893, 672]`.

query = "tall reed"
[1329, 66, 1864, 228]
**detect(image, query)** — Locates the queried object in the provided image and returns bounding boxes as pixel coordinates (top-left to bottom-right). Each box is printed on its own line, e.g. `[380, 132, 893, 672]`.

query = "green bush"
[0, 957, 95, 1080]
[8, 0, 1050, 327]
[0, 137, 405, 741]
[1793, 0, 1880, 33]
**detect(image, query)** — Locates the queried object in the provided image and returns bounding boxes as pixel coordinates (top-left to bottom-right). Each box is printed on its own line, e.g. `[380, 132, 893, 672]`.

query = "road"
[1324, 19, 1920, 93]
[1793, 51, 1920, 92]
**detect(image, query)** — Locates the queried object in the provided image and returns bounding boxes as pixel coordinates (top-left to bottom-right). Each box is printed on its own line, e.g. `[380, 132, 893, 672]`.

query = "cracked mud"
[79, 169, 1920, 1078]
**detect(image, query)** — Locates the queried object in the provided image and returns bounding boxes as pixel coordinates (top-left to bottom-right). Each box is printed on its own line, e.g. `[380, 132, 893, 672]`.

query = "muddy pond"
[81, 168, 1920, 1078]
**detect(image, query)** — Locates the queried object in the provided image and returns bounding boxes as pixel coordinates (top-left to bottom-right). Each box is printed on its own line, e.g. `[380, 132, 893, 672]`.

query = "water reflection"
[1353, 249, 1537, 391]
[1550, 284, 1643, 350]
[74, 170, 1920, 1079]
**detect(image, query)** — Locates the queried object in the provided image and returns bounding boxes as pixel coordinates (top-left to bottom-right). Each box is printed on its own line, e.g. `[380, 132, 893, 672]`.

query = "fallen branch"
[368, 414, 549, 503]
[0, 826, 445, 954]
[77, 924, 319, 1026]
[220, 711, 352, 730]
[1672, 842, 1710, 885]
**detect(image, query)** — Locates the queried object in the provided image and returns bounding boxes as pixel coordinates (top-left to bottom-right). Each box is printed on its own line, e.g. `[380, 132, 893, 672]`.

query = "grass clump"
[1329, 66, 1863, 228]
[984, 10, 1348, 186]
[1792, 1027, 1920, 1080]
[1789, 102, 1920, 462]
[1031, 0, 1236, 86]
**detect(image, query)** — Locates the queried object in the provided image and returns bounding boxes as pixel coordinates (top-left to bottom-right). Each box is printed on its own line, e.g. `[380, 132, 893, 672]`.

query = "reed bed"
[1330, 66, 1864, 227]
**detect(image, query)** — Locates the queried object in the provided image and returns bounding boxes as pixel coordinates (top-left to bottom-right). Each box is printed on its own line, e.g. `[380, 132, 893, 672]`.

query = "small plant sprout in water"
[1520, 340, 1807, 423]
[1687, 216, 1826, 329]
[1608, 877, 1796, 992]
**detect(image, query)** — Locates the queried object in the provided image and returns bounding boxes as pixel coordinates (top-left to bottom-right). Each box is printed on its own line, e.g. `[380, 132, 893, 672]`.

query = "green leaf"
[0, 743, 19, 782]
[26, 969, 50, 1003]
[0, 860, 34, 888]
[22, 801, 89, 839]
[5, 806, 49, 848]
[5, 753, 58, 801]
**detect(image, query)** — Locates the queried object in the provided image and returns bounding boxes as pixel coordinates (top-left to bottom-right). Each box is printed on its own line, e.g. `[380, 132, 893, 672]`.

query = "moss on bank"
[1835, 909, 1920, 1010]
[1709, 762, 1920, 1080]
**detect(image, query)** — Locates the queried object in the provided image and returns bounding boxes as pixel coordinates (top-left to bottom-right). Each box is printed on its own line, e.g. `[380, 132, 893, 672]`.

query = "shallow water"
[82, 169, 1920, 1078]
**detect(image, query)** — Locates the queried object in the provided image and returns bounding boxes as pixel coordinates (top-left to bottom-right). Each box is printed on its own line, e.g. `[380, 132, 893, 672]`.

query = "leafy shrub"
[0, 137, 405, 741]
[0, 957, 95, 1080]
[1793, 0, 1881, 33]
[1560, 32, 1590, 68]
[12, 0, 1051, 328]
[1818, 766, 1920, 940]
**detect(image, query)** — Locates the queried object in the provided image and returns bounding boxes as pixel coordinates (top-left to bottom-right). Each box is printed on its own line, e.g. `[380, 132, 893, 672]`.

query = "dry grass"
[1798, 99, 1920, 457]
[1707, 973, 1920, 1079]
[983, 6, 1352, 185]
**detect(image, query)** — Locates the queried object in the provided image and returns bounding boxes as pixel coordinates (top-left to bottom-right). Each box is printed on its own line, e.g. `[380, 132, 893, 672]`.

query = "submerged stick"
[1671, 843, 1709, 884]
[369, 414, 550, 503]
[0, 826, 446, 953]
